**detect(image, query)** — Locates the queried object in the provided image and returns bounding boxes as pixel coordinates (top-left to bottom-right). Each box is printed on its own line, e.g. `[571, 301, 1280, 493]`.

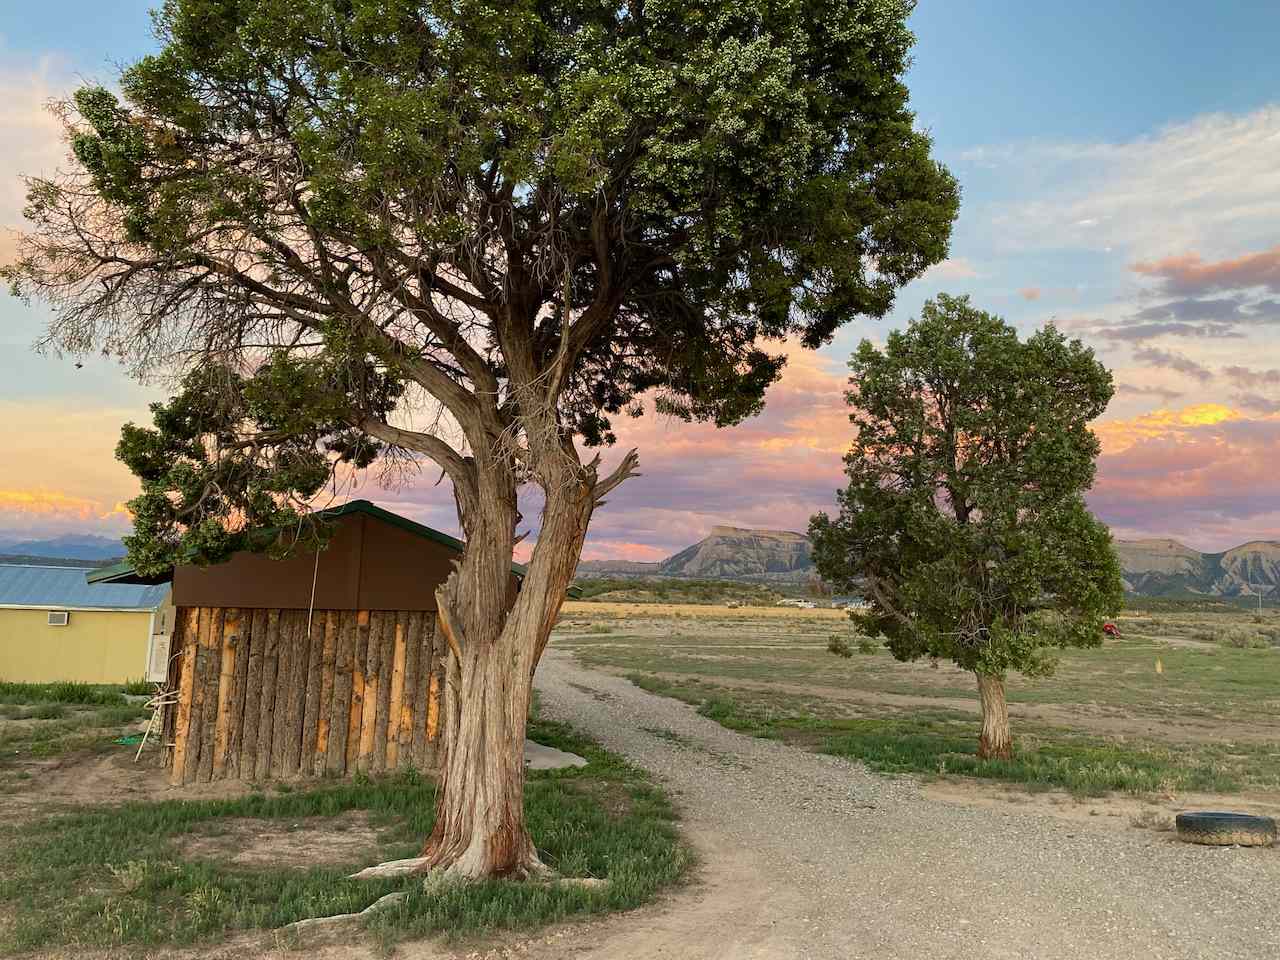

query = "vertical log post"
[385, 616, 408, 771]
[196, 608, 224, 784]
[169, 608, 200, 785]
[256, 609, 281, 780]
[314, 612, 339, 774]
[327, 610, 356, 775]
[348, 610, 370, 772]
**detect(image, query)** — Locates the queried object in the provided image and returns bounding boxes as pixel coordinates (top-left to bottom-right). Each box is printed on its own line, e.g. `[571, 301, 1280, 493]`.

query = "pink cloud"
[1019, 287, 1041, 301]
[359, 365, 1280, 562]
[1132, 245, 1280, 295]
[353, 345, 854, 561]
[1090, 404, 1280, 550]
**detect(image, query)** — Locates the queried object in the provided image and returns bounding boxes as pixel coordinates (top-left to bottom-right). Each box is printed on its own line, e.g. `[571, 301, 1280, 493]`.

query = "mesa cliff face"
[1114, 539, 1280, 598]
[575, 526, 1280, 597]
[656, 526, 814, 580]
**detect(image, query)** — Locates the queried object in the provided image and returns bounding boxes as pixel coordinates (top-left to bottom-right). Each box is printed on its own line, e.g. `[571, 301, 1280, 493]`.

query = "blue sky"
[2, 2, 1279, 554]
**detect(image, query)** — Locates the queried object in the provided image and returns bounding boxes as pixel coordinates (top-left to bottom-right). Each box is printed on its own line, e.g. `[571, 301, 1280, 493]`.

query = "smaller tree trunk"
[975, 672, 1012, 760]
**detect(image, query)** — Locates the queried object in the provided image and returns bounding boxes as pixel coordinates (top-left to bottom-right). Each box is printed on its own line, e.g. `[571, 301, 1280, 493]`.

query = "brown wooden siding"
[166, 606, 444, 782]
[171, 511, 519, 612]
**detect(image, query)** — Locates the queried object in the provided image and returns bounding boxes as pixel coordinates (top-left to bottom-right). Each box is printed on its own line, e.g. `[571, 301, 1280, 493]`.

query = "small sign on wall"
[147, 633, 171, 682]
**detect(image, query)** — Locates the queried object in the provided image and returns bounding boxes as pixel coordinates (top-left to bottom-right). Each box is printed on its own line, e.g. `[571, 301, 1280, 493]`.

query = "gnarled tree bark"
[975, 672, 1012, 761]
[411, 438, 638, 881]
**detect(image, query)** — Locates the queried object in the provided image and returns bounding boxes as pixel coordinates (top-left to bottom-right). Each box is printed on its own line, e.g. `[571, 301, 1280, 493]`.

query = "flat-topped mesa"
[1115, 538, 1280, 598]
[707, 525, 808, 541]
[660, 526, 815, 580]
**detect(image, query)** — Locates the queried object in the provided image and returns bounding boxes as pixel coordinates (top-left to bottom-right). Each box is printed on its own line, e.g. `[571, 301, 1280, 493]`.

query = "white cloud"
[964, 106, 1280, 260]
[922, 256, 981, 280]
[0, 56, 74, 237]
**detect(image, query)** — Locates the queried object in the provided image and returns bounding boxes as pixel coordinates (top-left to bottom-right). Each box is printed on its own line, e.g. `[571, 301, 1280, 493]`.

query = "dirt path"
[518, 649, 1280, 960]
[44, 653, 1277, 960]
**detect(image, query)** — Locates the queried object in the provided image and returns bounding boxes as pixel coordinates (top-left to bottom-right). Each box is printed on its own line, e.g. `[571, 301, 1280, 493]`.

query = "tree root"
[348, 856, 609, 890]
[277, 891, 408, 935]
[348, 856, 432, 880]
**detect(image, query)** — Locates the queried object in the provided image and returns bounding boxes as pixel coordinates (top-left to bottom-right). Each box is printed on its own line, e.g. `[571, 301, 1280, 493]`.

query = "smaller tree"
[810, 294, 1123, 759]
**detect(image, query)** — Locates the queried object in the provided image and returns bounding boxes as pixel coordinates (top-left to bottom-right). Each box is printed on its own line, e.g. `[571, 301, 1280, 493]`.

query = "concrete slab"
[524, 738, 589, 770]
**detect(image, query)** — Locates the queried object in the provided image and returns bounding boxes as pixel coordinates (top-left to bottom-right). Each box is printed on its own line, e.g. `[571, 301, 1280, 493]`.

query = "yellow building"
[0, 564, 172, 684]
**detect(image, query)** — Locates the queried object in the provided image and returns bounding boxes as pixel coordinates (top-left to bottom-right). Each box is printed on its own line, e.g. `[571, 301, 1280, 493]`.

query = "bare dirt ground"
[178, 810, 385, 868]
[0, 747, 253, 822]
[14, 648, 1280, 960]
[232, 651, 1279, 960]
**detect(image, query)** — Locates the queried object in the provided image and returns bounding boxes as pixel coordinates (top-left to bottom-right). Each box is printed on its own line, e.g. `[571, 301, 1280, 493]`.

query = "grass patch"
[0, 716, 689, 951]
[0, 681, 127, 706]
[0, 703, 149, 763]
[627, 673, 1276, 798]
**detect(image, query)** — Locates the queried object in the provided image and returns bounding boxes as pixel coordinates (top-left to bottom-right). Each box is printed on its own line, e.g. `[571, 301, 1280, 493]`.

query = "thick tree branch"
[592, 448, 641, 504]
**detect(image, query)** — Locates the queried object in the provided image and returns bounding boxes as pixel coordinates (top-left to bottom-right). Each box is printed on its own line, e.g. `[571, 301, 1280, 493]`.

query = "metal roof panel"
[0, 564, 169, 610]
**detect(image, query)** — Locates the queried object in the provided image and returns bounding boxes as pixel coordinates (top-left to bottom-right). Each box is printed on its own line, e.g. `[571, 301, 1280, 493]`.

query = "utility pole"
[1248, 583, 1265, 615]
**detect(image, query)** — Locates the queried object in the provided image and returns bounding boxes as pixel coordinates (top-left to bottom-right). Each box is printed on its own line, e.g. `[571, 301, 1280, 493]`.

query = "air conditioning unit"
[146, 633, 172, 683]
[47, 610, 69, 627]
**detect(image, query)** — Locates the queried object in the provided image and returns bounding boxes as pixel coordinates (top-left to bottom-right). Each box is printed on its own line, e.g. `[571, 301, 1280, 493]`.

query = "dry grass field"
[553, 599, 1280, 824]
[561, 600, 849, 620]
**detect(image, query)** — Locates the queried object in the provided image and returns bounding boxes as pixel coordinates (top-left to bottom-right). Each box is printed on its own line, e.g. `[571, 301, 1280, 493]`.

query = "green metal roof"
[87, 500, 531, 585]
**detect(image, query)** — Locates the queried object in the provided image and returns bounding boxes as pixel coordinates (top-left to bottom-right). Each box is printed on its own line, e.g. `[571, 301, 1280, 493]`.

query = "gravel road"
[527, 648, 1280, 960]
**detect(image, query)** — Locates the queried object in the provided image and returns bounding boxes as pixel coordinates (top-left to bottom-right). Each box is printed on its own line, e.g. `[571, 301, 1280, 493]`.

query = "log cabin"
[88, 500, 526, 784]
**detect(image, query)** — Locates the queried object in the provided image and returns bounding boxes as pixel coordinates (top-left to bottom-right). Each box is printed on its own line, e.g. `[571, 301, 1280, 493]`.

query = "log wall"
[165, 606, 445, 783]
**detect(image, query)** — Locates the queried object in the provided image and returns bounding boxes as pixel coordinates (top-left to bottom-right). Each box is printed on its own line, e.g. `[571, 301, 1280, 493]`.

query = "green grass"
[0, 715, 689, 952]
[0, 681, 129, 706]
[625, 673, 1279, 798]
[561, 625, 1280, 724]
[0, 702, 150, 764]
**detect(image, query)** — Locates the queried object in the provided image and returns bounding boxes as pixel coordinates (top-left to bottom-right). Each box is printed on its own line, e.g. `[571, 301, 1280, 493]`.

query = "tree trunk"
[975, 672, 1012, 760]
[417, 458, 597, 881]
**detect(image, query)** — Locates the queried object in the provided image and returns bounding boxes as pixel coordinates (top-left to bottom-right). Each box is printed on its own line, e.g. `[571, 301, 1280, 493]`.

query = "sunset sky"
[2, 3, 1279, 559]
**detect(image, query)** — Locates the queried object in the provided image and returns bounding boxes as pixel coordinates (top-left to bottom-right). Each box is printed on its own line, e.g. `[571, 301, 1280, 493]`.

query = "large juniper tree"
[5, 0, 957, 879]
[810, 295, 1123, 760]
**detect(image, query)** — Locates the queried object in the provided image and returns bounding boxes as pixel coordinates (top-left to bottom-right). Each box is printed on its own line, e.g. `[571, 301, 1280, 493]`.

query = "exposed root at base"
[348, 856, 610, 891]
[348, 856, 432, 880]
[277, 891, 408, 935]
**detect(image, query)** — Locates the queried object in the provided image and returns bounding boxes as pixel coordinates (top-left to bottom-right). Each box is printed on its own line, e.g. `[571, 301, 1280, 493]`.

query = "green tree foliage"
[810, 295, 1124, 754]
[117, 359, 400, 574]
[7, 1, 959, 568]
[6, 0, 958, 877]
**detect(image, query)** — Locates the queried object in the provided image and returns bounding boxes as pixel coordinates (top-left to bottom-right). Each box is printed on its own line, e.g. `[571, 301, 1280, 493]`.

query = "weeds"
[0, 718, 689, 952]
[0, 681, 126, 706]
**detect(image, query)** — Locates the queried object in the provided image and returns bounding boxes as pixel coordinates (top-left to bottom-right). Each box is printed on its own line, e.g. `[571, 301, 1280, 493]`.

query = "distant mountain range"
[578, 525, 815, 583]
[0, 533, 125, 562]
[578, 526, 1280, 598]
[4, 525, 1277, 600]
[1114, 539, 1280, 599]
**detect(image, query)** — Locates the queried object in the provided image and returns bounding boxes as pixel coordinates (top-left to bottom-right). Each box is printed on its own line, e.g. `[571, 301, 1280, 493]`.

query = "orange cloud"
[0, 489, 111, 522]
[1132, 245, 1280, 295]
[1095, 403, 1247, 454]
[1019, 287, 1041, 301]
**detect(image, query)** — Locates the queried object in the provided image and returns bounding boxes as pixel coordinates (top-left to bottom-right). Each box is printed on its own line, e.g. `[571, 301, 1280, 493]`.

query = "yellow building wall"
[0, 608, 151, 684]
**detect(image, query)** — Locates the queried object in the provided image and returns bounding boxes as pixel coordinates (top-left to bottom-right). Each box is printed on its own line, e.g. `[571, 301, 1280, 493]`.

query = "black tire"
[1175, 812, 1276, 847]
